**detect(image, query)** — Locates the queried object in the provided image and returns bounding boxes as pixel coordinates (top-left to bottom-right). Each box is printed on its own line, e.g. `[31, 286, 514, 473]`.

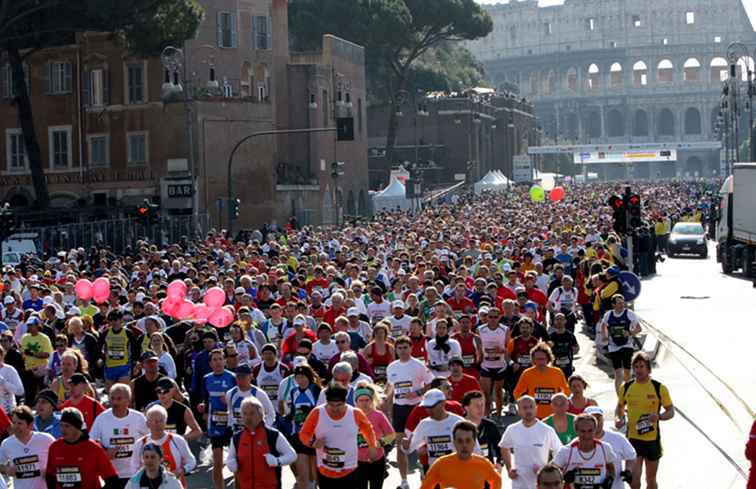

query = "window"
[587, 18, 596, 31]
[714, 36, 722, 43]
[127, 64, 145, 104]
[544, 22, 552, 35]
[322, 89, 328, 126]
[609, 41, 617, 48]
[48, 126, 72, 169]
[217, 11, 237, 48]
[87, 135, 109, 167]
[5, 129, 27, 171]
[257, 83, 266, 101]
[223, 79, 233, 97]
[89, 69, 104, 106]
[127, 132, 148, 165]
[1, 63, 29, 98]
[632, 15, 641, 27]
[47, 61, 72, 94]
[662, 38, 669, 45]
[253, 16, 271, 50]
[686, 11, 695, 24]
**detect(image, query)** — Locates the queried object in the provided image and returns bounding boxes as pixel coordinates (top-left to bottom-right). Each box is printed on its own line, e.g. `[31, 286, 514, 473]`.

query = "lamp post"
[726, 42, 756, 168]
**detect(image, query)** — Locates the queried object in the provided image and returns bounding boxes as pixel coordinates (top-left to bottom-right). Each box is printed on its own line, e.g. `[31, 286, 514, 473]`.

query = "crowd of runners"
[0, 181, 727, 489]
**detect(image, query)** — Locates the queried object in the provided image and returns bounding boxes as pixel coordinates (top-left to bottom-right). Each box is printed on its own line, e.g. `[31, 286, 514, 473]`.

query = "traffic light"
[627, 193, 642, 228]
[336, 117, 354, 141]
[608, 195, 626, 234]
[0, 203, 15, 239]
[230, 198, 241, 219]
[331, 161, 345, 179]
[136, 199, 159, 224]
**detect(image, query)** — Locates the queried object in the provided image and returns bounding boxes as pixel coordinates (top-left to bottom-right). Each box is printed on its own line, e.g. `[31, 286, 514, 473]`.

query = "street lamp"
[726, 41, 756, 168]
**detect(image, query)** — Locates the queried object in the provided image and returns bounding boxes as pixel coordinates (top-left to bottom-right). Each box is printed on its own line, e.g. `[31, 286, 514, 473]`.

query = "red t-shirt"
[0, 406, 10, 434]
[46, 437, 118, 489]
[446, 296, 475, 315]
[449, 374, 482, 403]
[60, 396, 105, 431]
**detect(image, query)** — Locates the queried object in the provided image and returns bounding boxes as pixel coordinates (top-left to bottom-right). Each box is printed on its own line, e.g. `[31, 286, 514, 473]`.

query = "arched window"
[610, 63, 623, 88]
[683, 58, 701, 82]
[633, 61, 648, 87]
[736, 57, 755, 82]
[587, 64, 600, 91]
[684, 107, 702, 135]
[529, 72, 539, 95]
[633, 110, 649, 136]
[544, 70, 557, 95]
[607, 109, 625, 137]
[585, 111, 601, 138]
[710, 57, 728, 83]
[657, 59, 674, 83]
[658, 108, 675, 136]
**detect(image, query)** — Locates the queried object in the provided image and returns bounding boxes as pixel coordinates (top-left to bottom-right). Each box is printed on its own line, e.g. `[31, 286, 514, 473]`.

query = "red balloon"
[167, 280, 187, 301]
[193, 304, 211, 325]
[161, 298, 181, 316]
[92, 277, 110, 300]
[208, 306, 234, 328]
[550, 186, 566, 202]
[75, 279, 94, 301]
[174, 300, 195, 320]
[204, 287, 226, 308]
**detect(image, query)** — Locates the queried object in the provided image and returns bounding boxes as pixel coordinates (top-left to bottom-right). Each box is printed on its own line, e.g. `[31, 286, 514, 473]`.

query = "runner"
[45, 408, 119, 489]
[89, 384, 149, 488]
[447, 357, 481, 403]
[615, 352, 674, 489]
[0, 406, 55, 489]
[426, 319, 460, 378]
[499, 396, 562, 489]
[226, 364, 276, 429]
[547, 313, 579, 379]
[98, 310, 137, 390]
[149, 378, 202, 440]
[354, 383, 394, 489]
[537, 464, 565, 489]
[33, 390, 62, 438]
[420, 420, 501, 489]
[544, 393, 577, 445]
[567, 374, 598, 415]
[600, 294, 642, 393]
[125, 442, 183, 489]
[279, 365, 321, 489]
[252, 344, 290, 410]
[362, 323, 394, 383]
[0, 344, 24, 414]
[450, 314, 482, 379]
[553, 414, 617, 489]
[60, 373, 105, 430]
[477, 308, 510, 416]
[586, 406, 637, 489]
[462, 390, 501, 467]
[513, 343, 570, 419]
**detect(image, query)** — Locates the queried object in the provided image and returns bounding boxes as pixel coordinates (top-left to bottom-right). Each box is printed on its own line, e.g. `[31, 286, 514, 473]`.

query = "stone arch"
[633, 61, 648, 87]
[657, 108, 675, 136]
[347, 190, 356, 216]
[49, 192, 79, 208]
[607, 108, 625, 137]
[609, 62, 623, 88]
[4, 187, 32, 208]
[684, 107, 702, 135]
[736, 57, 755, 82]
[584, 110, 602, 139]
[686, 156, 703, 177]
[566, 67, 578, 92]
[529, 72, 539, 95]
[657, 59, 674, 83]
[710, 57, 728, 82]
[543, 70, 557, 95]
[587, 63, 600, 91]
[564, 112, 579, 140]
[633, 109, 649, 136]
[683, 58, 701, 82]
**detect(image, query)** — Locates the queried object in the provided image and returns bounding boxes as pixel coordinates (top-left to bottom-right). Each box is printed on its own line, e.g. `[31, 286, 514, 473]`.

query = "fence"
[13, 213, 210, 256]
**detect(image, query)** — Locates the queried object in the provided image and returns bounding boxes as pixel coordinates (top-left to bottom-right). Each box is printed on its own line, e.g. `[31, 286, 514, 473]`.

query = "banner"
[573, 149, 677, 164]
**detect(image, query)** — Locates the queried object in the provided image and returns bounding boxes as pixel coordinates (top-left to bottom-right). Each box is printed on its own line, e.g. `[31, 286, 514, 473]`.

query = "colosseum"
[466, 0, 756, 179]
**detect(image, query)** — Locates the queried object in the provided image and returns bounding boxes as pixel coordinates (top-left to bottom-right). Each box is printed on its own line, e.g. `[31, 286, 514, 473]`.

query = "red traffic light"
[137, 206, 149, 216]
[608, 195, 624, 210]
[628, 194, 641, 206]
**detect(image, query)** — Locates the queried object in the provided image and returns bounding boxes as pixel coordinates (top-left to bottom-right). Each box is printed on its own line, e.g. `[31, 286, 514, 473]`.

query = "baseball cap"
[391, 300, 405, 309]
[140, 350, 159, 362]
[35, 389, 59, 408]
[3, 297, 14, 305]
[478, 306, 490, 315]
[420, 389, 446, 408]
[292, 356, 308, 368]
[66, 306, 81, 316]
[156, 377, 176, 391]
[234, 287, 245, 295]
[69, 373, 88, 385]
[293, 315, 306, 326]
[584, 406, 605, 416]
[347, 307, 359, 317]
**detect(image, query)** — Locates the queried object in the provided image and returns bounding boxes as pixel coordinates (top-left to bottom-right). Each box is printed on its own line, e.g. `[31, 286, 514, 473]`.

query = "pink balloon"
[167, 280, 187, 301]
[203, 287, 226, 308]
[93, 291, 109, 304]
[92, 277, 110, 299]
[161, 298, 180, 316]
[74, 279, 93, 301]
[193, 304, 211, 324]
[208, 306, 234, 328]
[174, 300, 195, 320]
[550, 186, 565, 202]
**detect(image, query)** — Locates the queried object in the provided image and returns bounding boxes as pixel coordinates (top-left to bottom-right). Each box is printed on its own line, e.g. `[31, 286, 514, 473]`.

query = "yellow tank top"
[105, 328, 129, 368]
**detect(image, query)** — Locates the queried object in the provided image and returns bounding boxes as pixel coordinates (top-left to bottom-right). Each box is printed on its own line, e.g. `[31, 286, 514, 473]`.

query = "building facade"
[0, 0, 369, 229]
[367, 91, 537, 189]
[465, 0, 756, 179]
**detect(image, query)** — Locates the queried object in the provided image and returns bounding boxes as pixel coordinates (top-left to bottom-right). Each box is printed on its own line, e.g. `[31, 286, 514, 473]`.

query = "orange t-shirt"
[513, 366, 570, 419]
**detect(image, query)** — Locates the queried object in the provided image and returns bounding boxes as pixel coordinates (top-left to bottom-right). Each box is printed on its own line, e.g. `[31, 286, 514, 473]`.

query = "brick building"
[367, 90, 537, 189]
[0, 0, 369, 228]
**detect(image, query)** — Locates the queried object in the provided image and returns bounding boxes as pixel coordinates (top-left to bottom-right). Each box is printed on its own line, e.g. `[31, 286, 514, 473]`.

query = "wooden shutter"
[230, 12, 238, 48]
[82, 68, 91, 106]
[216, 11, 223, 47]
[266, 16, 272, 50]
[251, 15, 257, 49]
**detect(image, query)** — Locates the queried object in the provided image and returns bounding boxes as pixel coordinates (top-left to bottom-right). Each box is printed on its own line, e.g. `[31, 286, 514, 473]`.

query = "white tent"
[474, 171, 505, 194]
[493, 170, 512, 185]
[373, 177, 411, 211]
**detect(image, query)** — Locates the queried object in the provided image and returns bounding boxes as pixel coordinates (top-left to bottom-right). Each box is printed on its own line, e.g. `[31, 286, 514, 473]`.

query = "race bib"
[57, 466, 82, 487]
[484, 347, 501, 362]
[110, 436, 135, 458]
[108, 349, 125, 360]
[394, 381, 412, 400]
[556, 356, 570, 366]
[212, 411, 229, 426]
[462, 354, 475, 367]
[14, 455, 40, 479]
[427, 435, 453, 459]
[534, 387, 556, 405]
[518, 355, 532, 367]
[391, 325, 404, 337]
[574, 467, 602, 486]
[322, 447, 346, 469]
[373, 366, 387, 379]
[636, 414, 655, 435]
[479, 443, 489, 458]
[262, 384, 279, 401]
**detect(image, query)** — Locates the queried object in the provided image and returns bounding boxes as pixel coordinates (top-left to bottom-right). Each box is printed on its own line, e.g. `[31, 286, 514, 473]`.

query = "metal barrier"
[14, 214, 210, 256]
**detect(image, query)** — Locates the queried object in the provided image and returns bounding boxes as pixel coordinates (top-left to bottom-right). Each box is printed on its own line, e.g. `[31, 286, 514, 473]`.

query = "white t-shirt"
[554, 440, 616, 488]
[387, 315, 412, 338]
[0, 364, 24, 414]
[386, 358, 433, 406]
[312, 340, 339, 363]
[408, 413, 480, 466]
[478, 325, 509, 370]
[498, 420, 563, 489]
[549, 287, 578, 313]
[89, 409, 148, 478]
[367, 301, 391, 323]
[0, 432, 55, 489]
[599, 430, 637, 489]
[425, 338, 461, 378]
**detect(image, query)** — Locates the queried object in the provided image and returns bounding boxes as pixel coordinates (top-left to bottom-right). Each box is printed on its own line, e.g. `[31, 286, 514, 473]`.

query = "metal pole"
[226, 127, 337, 235]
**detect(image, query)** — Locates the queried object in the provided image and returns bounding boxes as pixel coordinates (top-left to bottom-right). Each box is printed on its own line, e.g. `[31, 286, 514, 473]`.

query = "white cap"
[42, 296, 54, 305]
[234, 287, 246, 295]
[584, 406, 605, 416]
[3, 296, 14, 305]
[391, 300, 405, 309]
[67, 306, 81, 316]
[420, 389, 446, 408]
[292, 356, 308, 368]
[478, 306, 490, 315]
[135, 292, 146, 302]
[293, 315, 306, 326]
[347, 307, 359, 317]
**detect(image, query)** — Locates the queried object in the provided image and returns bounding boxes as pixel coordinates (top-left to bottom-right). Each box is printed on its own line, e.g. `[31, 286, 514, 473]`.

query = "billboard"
[512, 155, 533, 182]
[573, 149, 677, 164]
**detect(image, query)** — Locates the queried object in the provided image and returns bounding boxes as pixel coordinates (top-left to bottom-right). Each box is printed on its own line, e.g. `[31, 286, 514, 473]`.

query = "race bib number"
[427, 435, 453, 460]
[262, 384, 279, 401]
[462, 354, 475, 367]
[212, 411, 229, 426]
[322, 447, 346, 469]
[479, 443, 489, 458]
[518, 355, 532, 367]
[108, 350, 125, 360]
[556, 356, 570, 366]
[391, 325, 404, 337]
[394, 381, 412, 400]
[110, 436, 135, 458]
[534, 387, 556, 405]
[56, 467, 82, 487]
[636, 414, 655, 435]
[574, 467, 602, 486]
[14, 455, 40, 479]
[484, 347, 501, 362]
[374, 366, 387, 379]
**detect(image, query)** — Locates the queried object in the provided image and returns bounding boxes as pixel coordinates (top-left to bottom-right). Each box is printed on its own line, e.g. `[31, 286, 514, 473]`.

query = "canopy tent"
[474, 171, 506, 195]
[373, 177, 411, 211]
[493, 170, 512, 185]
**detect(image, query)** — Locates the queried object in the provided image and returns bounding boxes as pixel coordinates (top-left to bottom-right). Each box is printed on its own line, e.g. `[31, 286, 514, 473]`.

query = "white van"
[2, 233, 39, 266]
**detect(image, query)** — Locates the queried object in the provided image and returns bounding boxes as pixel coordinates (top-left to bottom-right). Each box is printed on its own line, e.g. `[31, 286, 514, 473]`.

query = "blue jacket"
[34, 413, 62, 438]
[191, 349, 212, 396]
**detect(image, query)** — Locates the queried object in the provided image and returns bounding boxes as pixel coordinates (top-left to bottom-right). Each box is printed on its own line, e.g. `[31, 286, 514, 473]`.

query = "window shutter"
[0, 64, 8, 98]
[231, 12, 238, 48]
[64, 62, 72, 93]
[216, 11, 223, 47]
[104, 67, 111, 105]
[267, 16, 272, 50]
[42, 62, 51, 94]
[251, 15, 257, 49]
[82, 69, 91, 106]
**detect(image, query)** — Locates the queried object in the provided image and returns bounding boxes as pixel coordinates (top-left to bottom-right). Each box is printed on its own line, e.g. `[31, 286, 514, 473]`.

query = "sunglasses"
[155, 388, 170, 395]
[336, 340, 349, 345]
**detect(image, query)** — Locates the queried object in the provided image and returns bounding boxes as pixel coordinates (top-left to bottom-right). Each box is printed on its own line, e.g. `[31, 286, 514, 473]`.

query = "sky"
[474, 0, 756, 30]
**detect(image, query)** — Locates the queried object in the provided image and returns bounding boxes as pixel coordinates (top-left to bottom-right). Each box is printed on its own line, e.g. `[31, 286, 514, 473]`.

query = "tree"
[0, 0, 203, 209]
[290, 0, 492, 166]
